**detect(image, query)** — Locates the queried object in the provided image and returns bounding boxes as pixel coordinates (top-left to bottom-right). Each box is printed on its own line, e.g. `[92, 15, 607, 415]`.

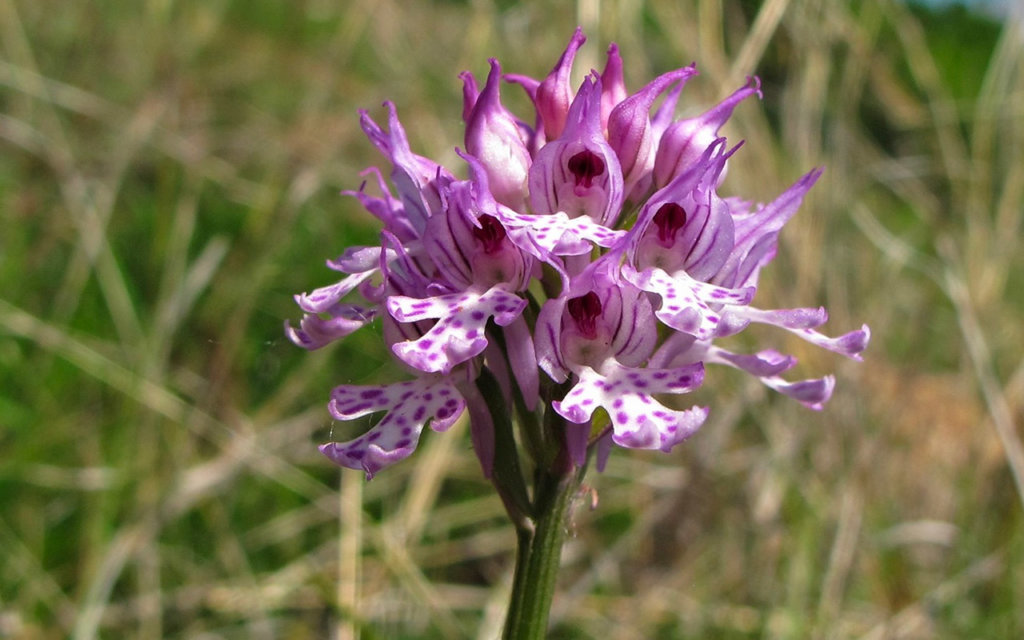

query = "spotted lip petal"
[622, 264, 754, 339]
[388, 286, 527, 373]
[553, 362, 708, 453]
[322, 377, 466, 479]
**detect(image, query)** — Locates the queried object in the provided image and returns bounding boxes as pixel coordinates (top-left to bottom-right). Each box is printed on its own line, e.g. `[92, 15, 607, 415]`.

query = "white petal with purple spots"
[554, 362, 707, 452]
[387, 285, 527, 373]
[322, 377, 466, 479]
[623, 264, 754, 339]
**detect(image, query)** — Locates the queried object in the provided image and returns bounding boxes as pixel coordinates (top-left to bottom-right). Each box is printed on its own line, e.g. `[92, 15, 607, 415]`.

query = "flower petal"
[388, 286, 527, 373]
[623, 264, 754, 339]
[322, 377, 466, 479]
[284, 304, 378, 350]
[554, 362, 707, 452]
[295, 270, 376, 314]
[761, 375, 836, 410]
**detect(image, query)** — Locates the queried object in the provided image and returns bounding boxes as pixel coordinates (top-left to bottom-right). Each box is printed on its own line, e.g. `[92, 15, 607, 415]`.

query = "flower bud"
[652, 78, 761, 188]
[464, 59, 533, 210]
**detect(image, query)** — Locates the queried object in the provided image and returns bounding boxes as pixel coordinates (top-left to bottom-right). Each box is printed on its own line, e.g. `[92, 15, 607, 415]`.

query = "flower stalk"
[504, 445, 583, 640]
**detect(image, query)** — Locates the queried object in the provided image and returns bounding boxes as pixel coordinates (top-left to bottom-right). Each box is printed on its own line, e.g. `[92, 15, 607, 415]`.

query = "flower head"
[288, 29, 868, 480]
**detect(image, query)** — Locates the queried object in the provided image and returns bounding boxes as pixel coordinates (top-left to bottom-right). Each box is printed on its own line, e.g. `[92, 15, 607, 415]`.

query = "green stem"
[502, 455, 584, 639]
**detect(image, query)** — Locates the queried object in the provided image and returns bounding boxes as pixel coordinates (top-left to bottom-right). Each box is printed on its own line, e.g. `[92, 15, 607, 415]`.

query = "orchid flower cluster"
[287, 28, 869, 482]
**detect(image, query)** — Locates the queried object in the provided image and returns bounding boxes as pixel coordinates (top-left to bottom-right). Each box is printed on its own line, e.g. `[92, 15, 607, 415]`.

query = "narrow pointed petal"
[762, 375, 836, 410]
[285, 304, 377, 350]
[322, 378, 465, 479]
[599, 43, 627, 127]
[719, 167, 823, 288]
[360, 103, 453, 235]
[459, 70, 480, 123]
[295, 270, 376, 314]
[342, 168, 417, 241]
[653, 77, 761, 188]
[534, 26, 586, 139]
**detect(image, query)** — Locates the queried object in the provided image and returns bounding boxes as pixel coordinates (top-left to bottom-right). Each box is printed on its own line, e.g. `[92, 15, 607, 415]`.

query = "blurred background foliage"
[1, 0, 1021, 638]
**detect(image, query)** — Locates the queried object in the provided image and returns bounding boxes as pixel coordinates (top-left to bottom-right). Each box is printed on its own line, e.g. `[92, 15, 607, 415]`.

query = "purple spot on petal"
[616, 412, 629, 424]
[394, 439, 411, 449]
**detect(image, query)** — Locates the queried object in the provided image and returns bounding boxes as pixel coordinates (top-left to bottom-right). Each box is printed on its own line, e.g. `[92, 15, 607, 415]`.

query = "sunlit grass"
[1, 0, 1021, 638]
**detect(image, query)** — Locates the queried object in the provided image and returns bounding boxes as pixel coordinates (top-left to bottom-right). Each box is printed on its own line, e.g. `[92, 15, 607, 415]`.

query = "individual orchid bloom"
[387, 177, 533, 375]
[528, 76, 625, 226]
[460, 149, 625, 282]
[462, 59, 533, 211]
[653, 77, 762, 189]
[607, 64, 697, 201]
[536, 259, 709, 463]
[622, 139, 755, 339]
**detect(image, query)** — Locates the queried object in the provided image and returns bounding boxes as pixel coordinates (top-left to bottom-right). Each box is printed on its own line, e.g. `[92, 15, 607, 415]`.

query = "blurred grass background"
[1, 0, 1021, 638]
